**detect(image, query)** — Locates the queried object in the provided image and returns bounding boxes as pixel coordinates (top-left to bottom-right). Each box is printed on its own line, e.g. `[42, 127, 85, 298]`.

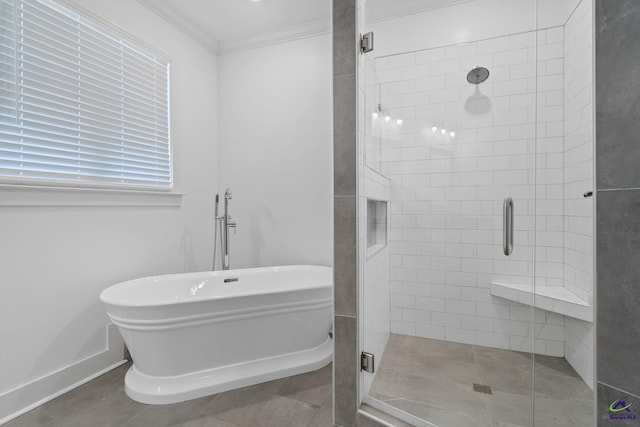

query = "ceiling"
[139, 0, 461, 54]
[139, 0, 478, 54]
[138, 0, 579, 55]
[139, 0, 331, 52]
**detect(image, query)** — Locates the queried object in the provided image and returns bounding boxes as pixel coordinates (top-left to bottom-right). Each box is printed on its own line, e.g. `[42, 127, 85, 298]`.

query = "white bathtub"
[99, 265, 333, 404]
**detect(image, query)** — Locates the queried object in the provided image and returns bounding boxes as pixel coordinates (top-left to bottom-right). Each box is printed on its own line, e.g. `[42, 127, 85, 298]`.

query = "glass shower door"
[532, 0, 595, 425]
[360, 39, 538, 425]
[358, 1, 595, 426]
[359, 0, 540, 425]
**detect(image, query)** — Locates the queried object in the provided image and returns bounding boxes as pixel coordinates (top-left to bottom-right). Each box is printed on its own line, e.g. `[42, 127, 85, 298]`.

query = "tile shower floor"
[368, 334, 594, 427]
[5, 362, 332, 427]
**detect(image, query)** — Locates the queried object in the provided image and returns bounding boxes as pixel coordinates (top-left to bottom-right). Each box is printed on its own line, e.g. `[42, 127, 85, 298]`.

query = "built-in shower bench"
[490, 282, 593, 322]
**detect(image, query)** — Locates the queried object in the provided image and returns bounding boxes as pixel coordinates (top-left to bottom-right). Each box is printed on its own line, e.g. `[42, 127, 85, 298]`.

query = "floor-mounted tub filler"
[100, 265, 333, 404]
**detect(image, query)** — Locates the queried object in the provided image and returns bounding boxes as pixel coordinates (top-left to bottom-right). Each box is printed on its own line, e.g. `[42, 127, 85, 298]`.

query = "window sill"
[0, 184, 183, 207]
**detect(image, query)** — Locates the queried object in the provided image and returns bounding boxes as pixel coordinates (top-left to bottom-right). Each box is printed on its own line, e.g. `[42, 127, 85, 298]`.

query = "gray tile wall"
[333, 0, 359, 426]
[596, 1, 640, 425]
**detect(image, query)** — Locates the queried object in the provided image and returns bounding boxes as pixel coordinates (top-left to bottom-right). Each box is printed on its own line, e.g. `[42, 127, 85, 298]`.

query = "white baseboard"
[0, 323, 126, 425]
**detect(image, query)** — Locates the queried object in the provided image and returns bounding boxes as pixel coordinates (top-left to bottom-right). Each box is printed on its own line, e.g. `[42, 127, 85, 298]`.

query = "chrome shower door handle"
[503, 197, 514, 256]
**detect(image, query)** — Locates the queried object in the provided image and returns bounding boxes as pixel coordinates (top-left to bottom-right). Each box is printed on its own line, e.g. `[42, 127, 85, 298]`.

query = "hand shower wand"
[212, 194, 220, 270]
[212, 189, 236, 271]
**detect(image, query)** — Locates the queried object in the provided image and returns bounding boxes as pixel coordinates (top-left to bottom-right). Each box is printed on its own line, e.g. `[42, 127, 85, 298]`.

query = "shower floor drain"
[473, 383, 492, 394]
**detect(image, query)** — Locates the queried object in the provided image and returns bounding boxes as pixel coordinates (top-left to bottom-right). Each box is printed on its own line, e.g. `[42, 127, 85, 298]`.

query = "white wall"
[217, 35, 333, 269]
[0, 0, 218, 421]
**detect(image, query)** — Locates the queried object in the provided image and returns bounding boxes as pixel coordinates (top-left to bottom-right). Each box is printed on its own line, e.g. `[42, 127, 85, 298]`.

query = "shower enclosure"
[357, 0, 595, 425]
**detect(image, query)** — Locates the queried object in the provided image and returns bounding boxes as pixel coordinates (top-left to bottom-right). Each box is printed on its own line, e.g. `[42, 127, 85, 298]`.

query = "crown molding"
[136, 0, 219, 55]
[136, 0, 329, 56]
[139, 0, 477, 57]
[366, 0, 475, 24]
[217, 18, 330, 56]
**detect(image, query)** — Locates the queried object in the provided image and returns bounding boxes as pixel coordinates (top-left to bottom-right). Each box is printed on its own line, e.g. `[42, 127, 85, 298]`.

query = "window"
[0, 0, 171, 191]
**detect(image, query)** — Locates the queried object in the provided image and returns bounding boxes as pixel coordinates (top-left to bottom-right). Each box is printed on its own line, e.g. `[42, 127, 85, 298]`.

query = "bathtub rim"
[99, 264, 332, 308]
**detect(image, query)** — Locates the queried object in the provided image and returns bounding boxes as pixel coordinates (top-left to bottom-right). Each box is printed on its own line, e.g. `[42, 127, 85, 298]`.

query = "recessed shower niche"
[366, 199, 387, 258]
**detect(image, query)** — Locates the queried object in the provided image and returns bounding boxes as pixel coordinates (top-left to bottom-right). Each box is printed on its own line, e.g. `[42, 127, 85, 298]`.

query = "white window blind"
[0, 0, 172, 190]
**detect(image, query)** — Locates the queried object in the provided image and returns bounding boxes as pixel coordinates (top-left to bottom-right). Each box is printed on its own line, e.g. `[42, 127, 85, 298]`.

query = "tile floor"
[5, 334, 596, 427]
[5, 362, 333, 427]
[368, 334, 594, 427]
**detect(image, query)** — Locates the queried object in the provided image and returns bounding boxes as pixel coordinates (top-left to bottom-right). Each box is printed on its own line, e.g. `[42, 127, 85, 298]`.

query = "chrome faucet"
[221, 188, 236, 270]
[212, 188, 237, 271]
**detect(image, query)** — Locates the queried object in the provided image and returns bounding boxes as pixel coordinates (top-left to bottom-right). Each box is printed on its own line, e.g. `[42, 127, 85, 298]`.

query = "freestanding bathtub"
[99, 265, 332, 404]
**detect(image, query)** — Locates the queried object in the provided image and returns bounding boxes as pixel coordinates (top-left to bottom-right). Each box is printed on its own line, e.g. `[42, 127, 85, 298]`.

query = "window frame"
[0, 0, 177, 200]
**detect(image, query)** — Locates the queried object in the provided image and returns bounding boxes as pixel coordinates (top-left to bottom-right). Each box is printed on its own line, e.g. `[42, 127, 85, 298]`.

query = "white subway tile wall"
[371, 19, 590, 368]
[374, 28, 563, 357]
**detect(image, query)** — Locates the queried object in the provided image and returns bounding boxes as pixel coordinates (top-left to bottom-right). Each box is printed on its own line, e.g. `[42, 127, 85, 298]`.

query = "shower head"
[466, 66, 490, 84]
